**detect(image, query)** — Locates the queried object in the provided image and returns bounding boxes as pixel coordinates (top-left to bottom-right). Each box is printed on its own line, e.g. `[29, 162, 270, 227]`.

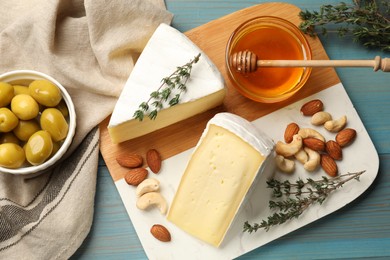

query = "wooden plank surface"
[73, 1, 390, 259]
[99, 2, 340, 182]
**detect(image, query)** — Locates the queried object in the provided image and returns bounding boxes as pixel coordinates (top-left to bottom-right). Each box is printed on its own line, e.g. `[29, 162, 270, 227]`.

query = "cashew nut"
[294, 149, 308, 164]
[136, 178, 160, 197]
[297, 128, 325, 142]
[303, 147, 320, 172]
[136, 192, 168, 215]
[324, 115, 347, 132]
[311, 111, 332, 126]
[275, 155, 295, 173]
[275, 134, 302, 157]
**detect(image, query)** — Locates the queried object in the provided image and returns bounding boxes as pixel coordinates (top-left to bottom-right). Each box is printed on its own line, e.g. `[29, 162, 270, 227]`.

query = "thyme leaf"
[244, 170, 366, 233]
[133, 53, 201, 121]
[299, 1, 390, 51]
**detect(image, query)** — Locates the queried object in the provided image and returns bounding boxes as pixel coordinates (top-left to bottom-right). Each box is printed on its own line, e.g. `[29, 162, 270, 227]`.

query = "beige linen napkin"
[0, 0, 172, 259]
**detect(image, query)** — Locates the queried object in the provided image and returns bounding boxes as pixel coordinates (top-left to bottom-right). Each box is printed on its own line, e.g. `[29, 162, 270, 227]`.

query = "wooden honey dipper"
[230, 50, 390, 73]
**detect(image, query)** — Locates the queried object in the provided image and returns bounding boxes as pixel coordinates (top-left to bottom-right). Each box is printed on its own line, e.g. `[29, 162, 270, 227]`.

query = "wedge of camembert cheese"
[108, 23, 225, 144]
[167, 113, 274, 247]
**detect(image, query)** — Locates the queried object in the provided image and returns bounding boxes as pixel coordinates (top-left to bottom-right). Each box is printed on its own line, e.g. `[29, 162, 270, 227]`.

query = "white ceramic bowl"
[0, 70, 76, 175]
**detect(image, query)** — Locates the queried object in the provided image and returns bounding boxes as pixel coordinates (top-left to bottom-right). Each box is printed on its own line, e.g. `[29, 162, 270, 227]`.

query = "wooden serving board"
[99, 2, 340, 181]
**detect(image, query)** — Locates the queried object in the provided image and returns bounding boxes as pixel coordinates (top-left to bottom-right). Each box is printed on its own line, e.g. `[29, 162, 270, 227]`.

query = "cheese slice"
[167, 113, 274, 247]
[108, 23, 225, 144]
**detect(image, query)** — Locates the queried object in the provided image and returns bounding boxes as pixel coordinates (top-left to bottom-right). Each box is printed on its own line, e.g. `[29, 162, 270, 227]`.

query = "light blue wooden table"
[72, 1, 390, 259]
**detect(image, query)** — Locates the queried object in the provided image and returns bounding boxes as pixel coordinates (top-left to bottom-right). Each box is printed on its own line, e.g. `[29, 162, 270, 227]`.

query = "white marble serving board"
[115, 83, 379, 259]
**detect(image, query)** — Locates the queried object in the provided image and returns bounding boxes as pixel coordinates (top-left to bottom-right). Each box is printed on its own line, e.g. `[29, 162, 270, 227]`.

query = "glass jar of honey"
[225, 16, 312, 103]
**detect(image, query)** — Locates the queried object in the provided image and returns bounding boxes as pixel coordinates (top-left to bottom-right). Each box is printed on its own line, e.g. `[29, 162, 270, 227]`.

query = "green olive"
[29, 80, 62, 107]
[13, 85, 30, 95]
[13, 120, 41, 142]
[56, 99, 69, 118]
[0, 82, 14, 107]
[0, 143, 25, 168]
[40, 108, 68, 142]
[50, 141, 61, 157]
[0, 107, 19, 132]
[25, 130, 53, 165]
[0, 132, 20, 144]
[11, 94, 39, 120]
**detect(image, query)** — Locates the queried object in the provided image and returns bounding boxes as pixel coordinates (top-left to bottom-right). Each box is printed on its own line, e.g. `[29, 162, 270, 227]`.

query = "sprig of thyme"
[243, 170, 366, 233]
[133, 53, 201, 121]
[299, 0, 390, 51]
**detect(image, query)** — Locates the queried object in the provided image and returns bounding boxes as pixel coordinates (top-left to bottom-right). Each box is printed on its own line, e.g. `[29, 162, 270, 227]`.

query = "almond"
[116, 153, 143, 168]
[300, 99, 324, 116]
[325, 140, 342, 160]
[284, 122, 300, 143]
[124, 168, 148, 186]
[320, 154, 338, 177]
[335, 128, 356, 147]
[146, 149, 162, 174]
[303, 137, 325, 152]
[150, 224, 171, 242]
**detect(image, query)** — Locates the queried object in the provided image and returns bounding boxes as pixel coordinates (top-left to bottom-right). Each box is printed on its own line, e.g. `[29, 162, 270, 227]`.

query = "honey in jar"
[226, 16, 312, 103]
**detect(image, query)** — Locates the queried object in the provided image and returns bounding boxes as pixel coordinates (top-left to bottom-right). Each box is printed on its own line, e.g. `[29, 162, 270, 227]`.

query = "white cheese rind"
[207, 113, 275, 156]
[167, 113, 274, 247]
[108, 23, 225, 144]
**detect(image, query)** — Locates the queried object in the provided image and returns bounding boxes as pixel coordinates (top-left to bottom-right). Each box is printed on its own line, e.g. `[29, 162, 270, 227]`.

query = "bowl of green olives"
[0, 70, 76, 175]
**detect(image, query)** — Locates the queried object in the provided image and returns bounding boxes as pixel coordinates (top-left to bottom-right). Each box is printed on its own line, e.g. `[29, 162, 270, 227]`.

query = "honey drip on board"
[232, 26, 305, 98]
